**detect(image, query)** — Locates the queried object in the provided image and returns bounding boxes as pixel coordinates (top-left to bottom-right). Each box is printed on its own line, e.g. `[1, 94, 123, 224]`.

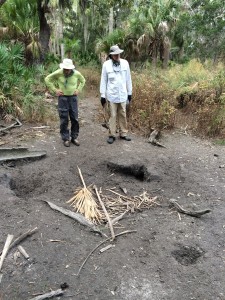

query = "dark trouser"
[58, 95, 79, 141]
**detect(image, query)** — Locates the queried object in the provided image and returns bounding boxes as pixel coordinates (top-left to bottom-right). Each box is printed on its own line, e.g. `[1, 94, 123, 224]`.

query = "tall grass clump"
[161, 59, 225, 136]
[130, 71, 177, 135]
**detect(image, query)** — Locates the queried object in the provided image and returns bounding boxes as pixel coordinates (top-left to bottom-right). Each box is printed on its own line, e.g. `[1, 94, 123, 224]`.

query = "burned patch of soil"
[171, 244, 204, 266]
[107, 162, 160, 181]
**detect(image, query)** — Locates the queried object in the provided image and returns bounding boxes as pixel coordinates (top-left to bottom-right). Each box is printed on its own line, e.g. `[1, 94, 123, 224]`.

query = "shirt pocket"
[108, 72, 116, 83]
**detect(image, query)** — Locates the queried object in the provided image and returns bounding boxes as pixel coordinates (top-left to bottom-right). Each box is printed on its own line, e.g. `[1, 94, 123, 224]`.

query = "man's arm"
[45, 69, 60, 94]
[126, 62, 132, 96]
[100, 63, 108, 98]
[76, 72, 86, 93]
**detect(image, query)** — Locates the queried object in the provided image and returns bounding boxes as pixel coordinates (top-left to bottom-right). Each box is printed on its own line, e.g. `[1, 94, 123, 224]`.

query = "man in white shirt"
[100, 45, 132, 144]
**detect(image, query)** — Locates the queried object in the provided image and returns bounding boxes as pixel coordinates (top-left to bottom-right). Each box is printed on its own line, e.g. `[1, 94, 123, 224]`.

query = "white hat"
[109, 45, 124, 55]
[59, 58, 75, 69]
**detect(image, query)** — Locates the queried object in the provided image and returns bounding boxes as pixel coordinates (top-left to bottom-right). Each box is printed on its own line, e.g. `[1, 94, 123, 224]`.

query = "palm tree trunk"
[162, 37, 171, 69]
[37, 0, 51, 62]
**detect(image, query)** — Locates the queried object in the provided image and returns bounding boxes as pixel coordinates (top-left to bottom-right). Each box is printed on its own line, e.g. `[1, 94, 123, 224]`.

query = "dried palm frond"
[67, 167, 102, 224]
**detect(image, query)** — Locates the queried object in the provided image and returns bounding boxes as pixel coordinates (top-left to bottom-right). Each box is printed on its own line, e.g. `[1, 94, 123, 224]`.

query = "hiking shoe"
[120, 136, 131, 141]
[71, 138, 80, 146]
[107, 136, 115, 144]
[63, 140, 70, 147]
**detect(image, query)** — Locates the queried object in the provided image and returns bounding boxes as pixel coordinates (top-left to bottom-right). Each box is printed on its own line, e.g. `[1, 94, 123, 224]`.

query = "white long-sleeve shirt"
[100, 58, 132, 103]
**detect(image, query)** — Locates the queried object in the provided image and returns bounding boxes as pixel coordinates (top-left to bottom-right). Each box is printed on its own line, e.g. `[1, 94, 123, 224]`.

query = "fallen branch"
[94, 185, 115, 240]
[0, 234, 14, 272]
[169, 199, 211, 218]
[0, 118, 22, 133]
[29, 289, 64, 300]
[76, 230, 137, 276]
[44, 200, 106, 237]
[8, 227, 38, 252]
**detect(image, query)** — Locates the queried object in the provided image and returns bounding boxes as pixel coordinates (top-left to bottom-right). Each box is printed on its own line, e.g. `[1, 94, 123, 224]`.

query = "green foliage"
[0, 42, 54, 122]
[178, 0, 225, 61]
[0, 42, 25, 96]
[64, 38, 81, 58]
[95, 29, 126, 55]
[214, 139, 225, 146]
[0, 0, 39, 40]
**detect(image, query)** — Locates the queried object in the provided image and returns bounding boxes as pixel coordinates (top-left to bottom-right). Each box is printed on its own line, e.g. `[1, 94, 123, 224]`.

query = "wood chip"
[99, 244, 115, 253]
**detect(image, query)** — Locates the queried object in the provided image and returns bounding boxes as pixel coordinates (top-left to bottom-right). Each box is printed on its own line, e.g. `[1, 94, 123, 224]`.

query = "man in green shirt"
[45, 58, 85, 147]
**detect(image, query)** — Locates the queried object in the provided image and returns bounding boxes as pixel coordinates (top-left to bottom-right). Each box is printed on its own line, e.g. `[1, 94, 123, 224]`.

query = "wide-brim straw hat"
[109, 45, 124, 55]
[59, 58, 75, 69]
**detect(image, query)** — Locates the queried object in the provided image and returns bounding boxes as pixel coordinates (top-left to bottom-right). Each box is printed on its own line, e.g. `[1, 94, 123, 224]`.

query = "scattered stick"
[111, 210, 128, 225]
[94, 185, 115, 240]
[0, 234, 14, 272]
[169, 199, 211, 218]
[44, 200, 106, 237]
[76, 230, 137, 277]
[17, 245, 29, 259]
[7, 227, 38, 253]
[29, 289, 64, 300]
[99, 244, 115, 253]
[106, 189, 134, 201]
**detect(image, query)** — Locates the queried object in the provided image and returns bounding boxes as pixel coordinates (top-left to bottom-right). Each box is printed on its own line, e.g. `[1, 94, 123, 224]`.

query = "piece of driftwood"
[148, 129, 166, 148]
[94, 185, 115, 240]
[0, 118, 22, 133]
[0, 234, 14, 272]
[29, 289, 64, 300]
[0, 148, 47, 162]
[44, 200, 106, 237]
[169, 199, 211, 218]
[76, 230, 137, 276]
[17, 245, 29, 259]
[7, 228, 38, 253]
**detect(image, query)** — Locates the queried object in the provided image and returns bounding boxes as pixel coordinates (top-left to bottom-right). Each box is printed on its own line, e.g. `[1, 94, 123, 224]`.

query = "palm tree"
[1, 0, 40, 64]
[129, 0, 183, 68]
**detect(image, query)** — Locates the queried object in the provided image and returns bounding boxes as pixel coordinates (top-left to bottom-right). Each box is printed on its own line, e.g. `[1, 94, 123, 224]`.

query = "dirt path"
[0, 96, 225, 300]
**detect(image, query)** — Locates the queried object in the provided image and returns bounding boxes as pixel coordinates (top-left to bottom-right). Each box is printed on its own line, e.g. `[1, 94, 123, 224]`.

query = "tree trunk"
[83, 13, 89, 52]
[162, 37, 171, 69]
[108, 7, 114, 34]
[0, 0, 7, 6]
[37, 0, 51, 62]
[151, 42, 157, 68]
[58, 10, 64, 58]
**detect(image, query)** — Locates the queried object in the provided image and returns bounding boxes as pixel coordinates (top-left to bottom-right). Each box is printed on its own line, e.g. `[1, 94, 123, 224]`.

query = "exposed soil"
[0, 96, 225, 300]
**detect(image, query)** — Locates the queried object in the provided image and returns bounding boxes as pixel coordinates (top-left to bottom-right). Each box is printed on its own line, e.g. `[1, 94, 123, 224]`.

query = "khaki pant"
[108, 102, 128, 137]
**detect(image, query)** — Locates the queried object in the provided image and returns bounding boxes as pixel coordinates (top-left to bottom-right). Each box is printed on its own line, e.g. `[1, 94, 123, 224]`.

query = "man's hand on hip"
[74, 90, 79, 96]
[56, 90, 63, 96]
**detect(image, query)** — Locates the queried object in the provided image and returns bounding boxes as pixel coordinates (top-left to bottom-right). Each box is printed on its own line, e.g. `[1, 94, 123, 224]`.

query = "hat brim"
[109, 49, 124, 55]
[59, 63, 75, 69]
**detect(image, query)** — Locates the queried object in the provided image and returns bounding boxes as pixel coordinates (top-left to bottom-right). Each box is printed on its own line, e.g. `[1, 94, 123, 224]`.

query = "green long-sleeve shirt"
[45, 69, 85, 96]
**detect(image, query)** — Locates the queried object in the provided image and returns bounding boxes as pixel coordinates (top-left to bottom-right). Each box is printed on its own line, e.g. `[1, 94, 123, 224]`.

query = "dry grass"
[79, 60, 225, 138]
